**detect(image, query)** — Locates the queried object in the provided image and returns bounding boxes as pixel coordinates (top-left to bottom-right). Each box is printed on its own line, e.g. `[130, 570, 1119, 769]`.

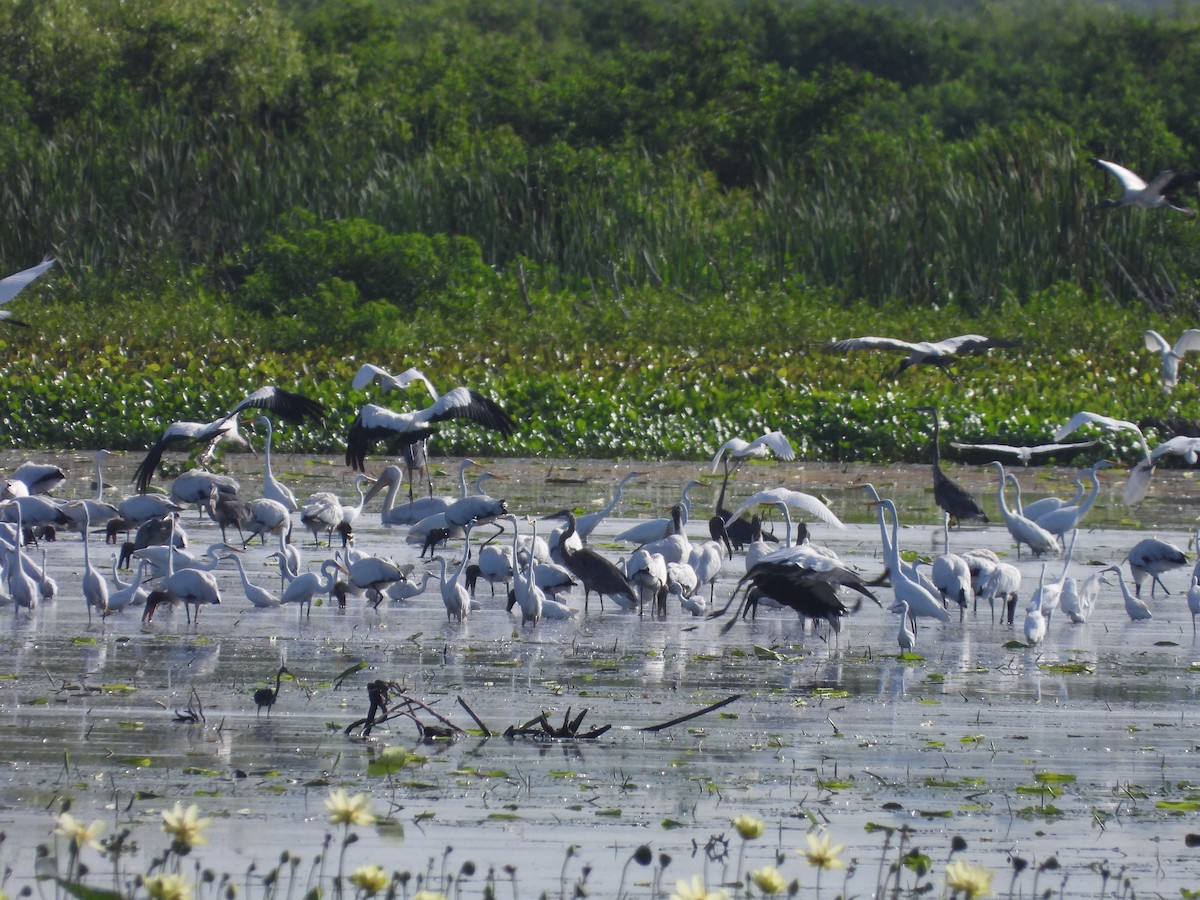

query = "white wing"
[1123, 459, 1155, 505]
[0, 258, 56, 306]
[710, 437, 751, 473]
[1094, 158, 1147, 192]
[745, 430, 796, 461]
[1143, 329, 1171, 354]
[950, 440, 1097, 462]
[724, 487, 844, 529]
[1173, 329, 1200, 356]
[829, 335, 922, 354]
[1054, 411, 1150, 461]
[1149, 435, 1200, 464]
[352, 363, 393, 391]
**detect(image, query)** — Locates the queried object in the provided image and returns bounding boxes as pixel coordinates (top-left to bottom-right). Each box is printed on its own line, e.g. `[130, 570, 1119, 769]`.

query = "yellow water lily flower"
[53, 812, 105, 851]
[161, 802, 212, 849]
[326, 788, 376, 827]
[669, 873, 729, 900]
[349, 865, 390, 896]
[412, 892, 447, 900]
[750, 865, 788, 895]
[801, 831, 846, 870]
[731, 814, 765, 840]
[945, 860, 995, 899]
[143, 873, 193, 900]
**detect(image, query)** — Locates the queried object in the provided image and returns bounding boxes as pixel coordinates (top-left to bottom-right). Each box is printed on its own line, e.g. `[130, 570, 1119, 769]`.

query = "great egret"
[1091, 158, 1198, 213]
[1101, 566, 1154, 621]
[74, 505, 108, 622]
[988, 462, 1059, 558]
[626, 548, 669, 617]
[0, 257, 56, 325]
[867, 497, 950, 625]
[299, 491, 343, 546]
[914, 407, 988, 526]
[614, 479, 702, 545]
[1188, 575, 1200, 636]
[710, 430, 795, 475]
[254, 416, 298, 511]
[134, 386, 324, 493]
[949, 440, 1097, 466]
[226, 552, 282, 609]
[278, 558, 345, 618]
[829, 333, 1018, 375]
[1144, 329, 1200, 392]
[107, 557, 150, 613]
[1033, 461, 1111, 544]
[506, 516, 545, 627]
[344, 388, 515, 472]
[895, 600, 916, 652]
[1023, 573, 1048, 646]
[1054, 411, 1155, 504]
[351, 363, 443, 498]
[930, 513, 972, 611]
[430, 525, 475, 622]
[722, 487, 844, 531]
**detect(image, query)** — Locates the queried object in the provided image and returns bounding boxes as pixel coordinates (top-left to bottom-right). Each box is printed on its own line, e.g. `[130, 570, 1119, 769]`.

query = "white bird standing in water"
[1102, 566, 1154, 621]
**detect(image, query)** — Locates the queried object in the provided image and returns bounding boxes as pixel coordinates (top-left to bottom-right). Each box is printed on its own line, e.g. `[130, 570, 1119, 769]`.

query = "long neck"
[263, 422, 274, 473]
[94, 454, 105, 502]
[775, 503, 793, 547]
[993, 466, 1010, 516]
[883, 501, 901, 568]
[458, 461, 472, 497]
[928, 414, 941, 464]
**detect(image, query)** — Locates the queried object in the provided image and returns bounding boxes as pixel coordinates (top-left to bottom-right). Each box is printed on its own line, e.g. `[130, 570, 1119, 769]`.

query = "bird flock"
[3, 184, 1200, 712]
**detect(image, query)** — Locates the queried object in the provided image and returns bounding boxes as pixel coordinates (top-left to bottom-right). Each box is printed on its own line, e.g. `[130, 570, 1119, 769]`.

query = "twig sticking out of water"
[344, 681, 467, 739]
[504, 707, 610, 740]
[456, 695, 491, 737]
[641, 694, 741, 733]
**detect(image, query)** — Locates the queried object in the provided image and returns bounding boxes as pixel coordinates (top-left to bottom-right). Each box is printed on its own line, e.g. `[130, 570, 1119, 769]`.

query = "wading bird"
[914, 406, 988, 526]
[988, 462, 1059, 558]
[351, 363, 442, 499]
[0, 257, 56, 326]
[829, 333, 1018, 376]
[1125, 537, 1187, 598]
[277, 558, 345, 618]
[1092, 157, 1198, 213]
[544, 510, 637, 612]
[1102, 566, 1154, 621]
[254, 416, 298, 511]
[134, 386, 324, 493]
[254, 666, 291, 716]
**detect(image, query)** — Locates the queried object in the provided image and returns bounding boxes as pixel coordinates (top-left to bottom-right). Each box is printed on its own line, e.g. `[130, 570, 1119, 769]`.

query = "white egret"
[254, 416, 298, 511]
[710, 430, 795, 475]
[949, 440, 1098, 466]
[1102, 566, 1154, 621]
[226, 552, 282, 609]
[988, 462, 1059, 558]
[0, 257, 56, 325]
[278, 558, 345, 618]
[829, 333, 1018, 375]
[1144, 329, 1200, 392]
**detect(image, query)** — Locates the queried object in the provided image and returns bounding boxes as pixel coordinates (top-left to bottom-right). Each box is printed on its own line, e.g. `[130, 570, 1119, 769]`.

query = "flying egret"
[829, 333, 1018, 375]
[949, 440, 1098, 466]
[1055, 411, 1156, 505]
[1144, 329, 1200, 392]
[0, 257, 56, 326]
[1092, 158, 1198, 213]
[134, 386, 324, 493]
[710, 430, 795, 475]
[722, 487, 844, 530]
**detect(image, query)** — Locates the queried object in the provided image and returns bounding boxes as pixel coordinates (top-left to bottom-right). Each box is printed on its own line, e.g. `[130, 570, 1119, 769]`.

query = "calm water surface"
[1, 451, 1198, 898]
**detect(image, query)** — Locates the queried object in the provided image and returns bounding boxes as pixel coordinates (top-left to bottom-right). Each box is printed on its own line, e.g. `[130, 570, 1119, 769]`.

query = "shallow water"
[2, 450, 1199, 898]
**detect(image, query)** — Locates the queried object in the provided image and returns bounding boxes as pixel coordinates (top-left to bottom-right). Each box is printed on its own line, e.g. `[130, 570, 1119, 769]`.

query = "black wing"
[231, 386, 325, 424]
[344, 410, 435, 472]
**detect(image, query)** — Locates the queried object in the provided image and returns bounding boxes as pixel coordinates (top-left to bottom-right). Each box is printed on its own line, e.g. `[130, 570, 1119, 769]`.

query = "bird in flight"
[1143, 329, 1200, 393]
[1092, 158, 1198, 213]
[0, 258, 56, 326]
[949, 440, 1098, 465]
[828, 333, 1018, 375]
[134, 386, 325, 493]
[345, 388, 515, 472]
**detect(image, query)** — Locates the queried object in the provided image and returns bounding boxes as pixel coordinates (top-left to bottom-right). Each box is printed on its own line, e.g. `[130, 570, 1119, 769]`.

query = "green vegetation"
[2, 0, 1200, 461]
